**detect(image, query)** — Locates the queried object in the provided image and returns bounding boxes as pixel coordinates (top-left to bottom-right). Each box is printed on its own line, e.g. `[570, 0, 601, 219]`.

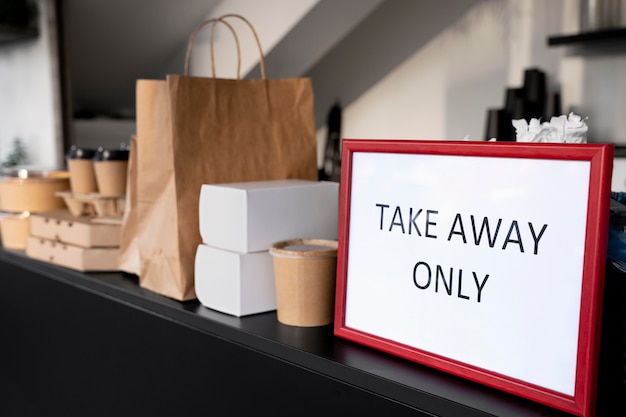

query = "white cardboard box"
[194, 243, 276, 317]
[199, 180, 339, 253]
[30, 210, 121, 248]
[25, 236, 119, 272]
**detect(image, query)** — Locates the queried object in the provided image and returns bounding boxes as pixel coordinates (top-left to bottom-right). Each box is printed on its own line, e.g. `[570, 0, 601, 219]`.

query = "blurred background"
[1, 0, 626, 186]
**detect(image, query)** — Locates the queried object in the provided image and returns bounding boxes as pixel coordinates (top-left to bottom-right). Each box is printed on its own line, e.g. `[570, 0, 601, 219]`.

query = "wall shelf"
[548, 27, 626, 46]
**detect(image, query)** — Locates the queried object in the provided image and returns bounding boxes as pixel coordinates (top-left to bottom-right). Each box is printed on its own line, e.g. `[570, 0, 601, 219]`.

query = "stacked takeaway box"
[23, 146, 128, 272]
[26, 210, 121, 272]
[194, 180, 339, 317]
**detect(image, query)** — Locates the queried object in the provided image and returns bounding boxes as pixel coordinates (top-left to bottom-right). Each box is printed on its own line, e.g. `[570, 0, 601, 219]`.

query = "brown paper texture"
[129, 71, 317, 301]
[273, 256, 337, 327]
[118, 136, 140, 275]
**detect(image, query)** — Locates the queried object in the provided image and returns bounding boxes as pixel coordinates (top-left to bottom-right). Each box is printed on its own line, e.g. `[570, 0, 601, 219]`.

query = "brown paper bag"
[118, 136, 139, 275]
[132, 15, 318, 301]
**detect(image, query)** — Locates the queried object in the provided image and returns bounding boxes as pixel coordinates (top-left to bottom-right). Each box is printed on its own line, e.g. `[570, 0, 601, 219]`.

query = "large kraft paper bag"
[118, 136, 139, 275]
[132, 16, 317, 300]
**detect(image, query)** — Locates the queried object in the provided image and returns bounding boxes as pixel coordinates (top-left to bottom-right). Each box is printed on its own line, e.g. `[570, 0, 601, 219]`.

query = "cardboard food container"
[199, 180, 339, 253]
[0, 212, 30, 250]
[25, 236, 119, 272]
[0, 169, 70, 213]
[55, 191, 125, 218]
[29, 210, 121, 248]
[269, 239, 338, 327]
[195, 243, 276, 317]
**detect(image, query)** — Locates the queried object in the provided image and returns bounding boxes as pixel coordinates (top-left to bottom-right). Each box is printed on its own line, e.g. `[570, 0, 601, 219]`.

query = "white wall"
[337, 0, 626, 190]
[342, 0, 569, 142]
[339, 0, 625, 147]
[0, 0, 61, 169]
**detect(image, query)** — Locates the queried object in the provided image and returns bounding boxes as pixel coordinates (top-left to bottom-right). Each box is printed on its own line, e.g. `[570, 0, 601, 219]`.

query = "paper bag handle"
[184, 14, 267, 80]
[184, 18, 241, 78]
[218, 14, 267, 79]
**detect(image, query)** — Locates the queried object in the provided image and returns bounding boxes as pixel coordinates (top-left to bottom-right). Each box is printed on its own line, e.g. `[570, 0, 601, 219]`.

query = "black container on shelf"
[484, 108, 512, 141]
[504, 87, 526, 120]
[522, 68, 547, 120]
[486, 67, 560, 142]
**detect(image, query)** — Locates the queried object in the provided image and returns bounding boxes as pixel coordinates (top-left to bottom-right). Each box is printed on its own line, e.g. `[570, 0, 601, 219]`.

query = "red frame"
[334, 139, 614, 417]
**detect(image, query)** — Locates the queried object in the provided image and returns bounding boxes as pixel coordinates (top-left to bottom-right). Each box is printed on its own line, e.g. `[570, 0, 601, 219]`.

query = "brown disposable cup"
[269, 239, 338, 327]
[93, 148, 129, 196]
[93, 160, 128, 196]
[66, 146, 98, 194]
[67, 159, 98, 194]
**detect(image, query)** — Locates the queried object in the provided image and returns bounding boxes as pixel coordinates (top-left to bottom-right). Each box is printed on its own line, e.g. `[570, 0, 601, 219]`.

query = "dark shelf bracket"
[548, 27, 626, 46]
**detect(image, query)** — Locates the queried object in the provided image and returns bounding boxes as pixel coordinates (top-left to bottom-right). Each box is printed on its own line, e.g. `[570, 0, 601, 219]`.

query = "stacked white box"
[194, 244, 276, 317]
[199, 180, 339, 253]
[194, 180, 339, 317]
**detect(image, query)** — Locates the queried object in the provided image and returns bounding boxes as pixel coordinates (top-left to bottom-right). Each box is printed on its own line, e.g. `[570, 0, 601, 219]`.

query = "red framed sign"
[334, 139, 613, 417]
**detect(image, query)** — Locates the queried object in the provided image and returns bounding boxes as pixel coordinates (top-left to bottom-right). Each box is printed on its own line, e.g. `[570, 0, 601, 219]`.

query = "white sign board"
[334, 140, 613, 417]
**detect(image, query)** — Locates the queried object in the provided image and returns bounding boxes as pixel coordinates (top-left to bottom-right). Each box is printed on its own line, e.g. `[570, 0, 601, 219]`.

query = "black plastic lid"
[93, 147, 129, 161]
[67, 146, 96, 160]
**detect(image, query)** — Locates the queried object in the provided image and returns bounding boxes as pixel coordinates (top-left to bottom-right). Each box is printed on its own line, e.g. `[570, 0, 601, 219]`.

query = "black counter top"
[2, 248, 620, 416]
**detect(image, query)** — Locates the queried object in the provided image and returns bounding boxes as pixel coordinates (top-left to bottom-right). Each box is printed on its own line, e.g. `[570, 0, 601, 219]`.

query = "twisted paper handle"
[184, 18, 240, 78]
[184, 14, 266, 80]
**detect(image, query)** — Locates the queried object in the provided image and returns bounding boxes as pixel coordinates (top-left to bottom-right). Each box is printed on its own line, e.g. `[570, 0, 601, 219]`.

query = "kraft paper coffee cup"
[93, 148, 129, 196]
[269, 239, 338, 327]
[66, 146, 98, 194]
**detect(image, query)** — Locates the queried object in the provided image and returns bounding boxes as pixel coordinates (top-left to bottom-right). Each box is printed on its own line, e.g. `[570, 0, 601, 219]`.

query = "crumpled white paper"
[512, 112, 588, 143]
